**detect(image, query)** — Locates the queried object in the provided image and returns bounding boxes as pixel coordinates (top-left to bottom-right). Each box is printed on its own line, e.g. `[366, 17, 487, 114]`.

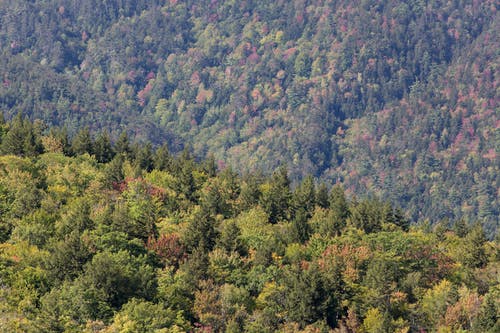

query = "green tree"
[462, 223, 487, 269]
[94, 130, 115, 163]
[104, 153, 125, 187]
[283, 263, 339, 328]
[153, 143, 173, 172]
[72, 127, 93, 155]
[316, 183, 329, 209]
[133, 142, 154, 172]
[260, 166, 291, 223]
[115, 131, 132, 158]
[0, 113, 42, 156]
[82, 250, 157, 308]
[183, 206, 218, 254]
[329, 185, 350, 223]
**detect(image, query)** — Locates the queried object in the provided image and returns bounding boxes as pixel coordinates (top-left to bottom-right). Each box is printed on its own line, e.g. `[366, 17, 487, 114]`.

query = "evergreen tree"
[104, 154, 125, 187]
[72, 127, 93, 155]
[453, 218, 469, 238]
[316, 183, 330, 209]
[22, 118, 44, 156]
[183, 206, 218, 254]
[153, 143, 173, 172]
[329, 184, 350, 222]
[260, 166, 292, 223]
[462, 223, 487, 269]
[1, 113, 26, 156]
[94, 131, 115, 163]
[175, 147, 198, 202]
[292, 175, 316, 217]
[239, 172, 263, 211]
[203, 153, 218, 178]
[291, 208, 311, 243]
[134, 142, 154, 172]
[115, 131, 132, 158]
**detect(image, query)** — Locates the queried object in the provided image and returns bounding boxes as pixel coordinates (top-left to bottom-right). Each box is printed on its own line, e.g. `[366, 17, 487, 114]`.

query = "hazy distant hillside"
[0, 0, 498, 230]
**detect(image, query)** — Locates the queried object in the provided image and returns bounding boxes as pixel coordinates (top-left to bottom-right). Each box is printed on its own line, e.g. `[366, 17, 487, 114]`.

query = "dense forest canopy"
[0, 118, 498, 332]
[0, 1, 498, 232]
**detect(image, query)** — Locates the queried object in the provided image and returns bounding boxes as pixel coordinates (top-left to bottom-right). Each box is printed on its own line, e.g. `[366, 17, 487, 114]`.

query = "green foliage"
[260, 166, 292, 224]
[71, 127, 93, 156]
[1, 113, 43, 157]
[0, 118, 497, 332]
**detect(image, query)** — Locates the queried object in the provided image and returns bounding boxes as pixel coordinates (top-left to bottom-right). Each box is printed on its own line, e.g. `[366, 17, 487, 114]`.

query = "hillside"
[0, 124, 498, 331]
[0, 0, 498, 230]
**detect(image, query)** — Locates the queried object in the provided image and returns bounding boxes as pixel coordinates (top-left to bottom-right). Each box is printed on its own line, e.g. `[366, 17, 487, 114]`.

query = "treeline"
[0, 117, 498, 332]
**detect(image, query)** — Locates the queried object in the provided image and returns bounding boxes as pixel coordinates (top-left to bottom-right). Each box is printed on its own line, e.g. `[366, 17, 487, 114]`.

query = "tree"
[462, 223, 487, 269]
[115, 131, 132, 158]
[94, 130, 115, 163]
[348, 198, 383, 233]
[183, 206, 218, 254]
[292, 175, 316, 217]
[260, 166, 292, 223]
[22, 118, 44, 157]
[329, 184, 350, 224]
[1, 113, 26, 156]
[72, 127, 93, 155]
[44, 231, 92, 283]
[315, 183, 329, 209]
[105, 298, 190, 332]
[362, 308, 387, 333]
[133, 142, 154, 172]
[81, 250, 157, 309]
[153, 143, 173, 172]
[104, 154, 125, 187]
[0, 113, 42, 156]
[282, 263, 339, 328]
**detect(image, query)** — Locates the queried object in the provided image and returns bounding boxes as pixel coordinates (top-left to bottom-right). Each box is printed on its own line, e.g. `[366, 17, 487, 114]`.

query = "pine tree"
[153, 143, 173, 172]
[134, 142, 154, 172]
[23, 118, 44, 156]
[463, 223, 487, 269]
[292, 175, 316, 218]
[260, 166, 292, 223]
[183, 206, 218, 254]
[203, 153, 217, 177]
[316, 183, 330, 209]
[115, 131, 132, 158]
[329, 184, 350, 222]
[104, 154, 125, 187]
[94, 131, 115, 163]
[1, 113, 26, 156]
[72, 127, 93, 155]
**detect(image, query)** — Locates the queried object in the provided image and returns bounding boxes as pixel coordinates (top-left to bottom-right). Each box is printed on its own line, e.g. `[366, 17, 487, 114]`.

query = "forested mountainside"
[0, 119, 498, 332]
[0, 0, 498, 230]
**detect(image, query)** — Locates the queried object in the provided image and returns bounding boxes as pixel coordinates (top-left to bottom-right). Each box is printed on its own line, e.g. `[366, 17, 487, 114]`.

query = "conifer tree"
[23, 118, 44, 156]
[72, 127, 93, 155]
[260, 166, 292, 223]
[292, 175, 316, 217]
[316, 183, 330, 209]
[115, 131, 132, 158]
[134, 142, 154, 172]
[104, 154, 125, 187]
[94, 131, 115, 163]
[1, 113, 26, 156]
[153, 143, 173, 172]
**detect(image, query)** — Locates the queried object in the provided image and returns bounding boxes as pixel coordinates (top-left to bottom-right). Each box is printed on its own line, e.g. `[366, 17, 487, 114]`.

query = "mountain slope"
[0, 0, 498, 229]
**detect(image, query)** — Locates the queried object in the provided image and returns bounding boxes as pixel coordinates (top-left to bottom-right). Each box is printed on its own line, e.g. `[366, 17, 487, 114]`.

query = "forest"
[0, 0, 498, 233]
[0, 115, 498, 332]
